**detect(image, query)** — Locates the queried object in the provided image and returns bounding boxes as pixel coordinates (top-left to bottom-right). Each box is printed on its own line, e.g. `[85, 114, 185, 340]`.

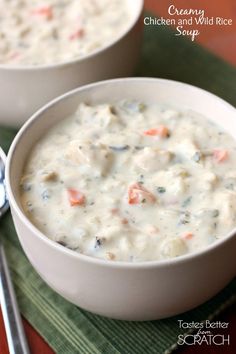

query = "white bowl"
[0, 0, 143, 128]
[6, 78, 236, 321]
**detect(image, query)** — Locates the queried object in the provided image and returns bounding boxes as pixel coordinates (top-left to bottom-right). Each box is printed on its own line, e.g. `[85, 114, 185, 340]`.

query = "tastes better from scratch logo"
[177, 320, 230, 346]
[144, 4, 233, 41]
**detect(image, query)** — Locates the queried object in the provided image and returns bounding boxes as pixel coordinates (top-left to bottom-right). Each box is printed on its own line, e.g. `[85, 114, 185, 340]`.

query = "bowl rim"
[0, 0, 144, 71]
[6, 77, 236, 269]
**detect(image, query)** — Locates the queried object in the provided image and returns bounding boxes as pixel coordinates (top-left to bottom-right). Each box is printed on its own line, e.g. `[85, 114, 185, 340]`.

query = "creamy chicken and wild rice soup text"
[0, 0, 130, 65]
[20, 101, 236, 262]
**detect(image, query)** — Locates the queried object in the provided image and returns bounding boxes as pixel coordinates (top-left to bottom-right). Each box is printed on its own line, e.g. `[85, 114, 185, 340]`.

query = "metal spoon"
[0, 147, 30, 354]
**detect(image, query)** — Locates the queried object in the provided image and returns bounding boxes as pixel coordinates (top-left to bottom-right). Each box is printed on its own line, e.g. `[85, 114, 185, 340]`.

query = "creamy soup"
[20, 101, 236, 262]
[0, 0, 130, 65]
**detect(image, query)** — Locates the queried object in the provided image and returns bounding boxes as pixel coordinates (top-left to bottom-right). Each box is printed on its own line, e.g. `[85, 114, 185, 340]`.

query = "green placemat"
[1, 13, 236, 354]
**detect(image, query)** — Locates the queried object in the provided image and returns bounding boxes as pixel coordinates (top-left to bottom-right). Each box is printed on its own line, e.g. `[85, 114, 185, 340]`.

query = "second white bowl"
[0, 0, 143, 127]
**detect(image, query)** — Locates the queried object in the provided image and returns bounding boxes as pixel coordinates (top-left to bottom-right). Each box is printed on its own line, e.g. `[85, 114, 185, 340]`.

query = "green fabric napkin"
[1, 14, 236, 354]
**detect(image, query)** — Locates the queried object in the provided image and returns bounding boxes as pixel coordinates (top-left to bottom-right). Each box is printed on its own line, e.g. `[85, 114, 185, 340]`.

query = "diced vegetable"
[110, 208, 119, 215]
[110, 208, 129, 225]
[213, 149, 228, 163]
[143, 125, 170, 138]
[121, 218, 129, 225]
[8, 51, 20, 60]
[181, 232, 194, 240]
[128, 183, 156, 204]
[31, 6, 53, 20]
[69, 29, 84, 40]
[67, 189, 85, 206]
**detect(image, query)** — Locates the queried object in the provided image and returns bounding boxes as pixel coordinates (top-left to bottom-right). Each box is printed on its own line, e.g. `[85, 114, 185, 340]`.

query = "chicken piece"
[201, 171, 218, 190]
[152, 167, 188, 197]
[215, 191, 236, 228]
[134, 147, 173, 172]
[160, 238, 188, 258]
[41, 171, 58, 182]
[171, 138, 200, 161]
[94, 104, 121, 128]
[66, 140, 113, 176]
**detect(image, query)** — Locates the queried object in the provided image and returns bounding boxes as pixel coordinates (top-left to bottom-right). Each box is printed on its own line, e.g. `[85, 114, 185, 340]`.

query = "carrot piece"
[128, 184, 139, 204]
[182, 232, 194, 240]
[8, 51, 20, 60]
[31, 6, 53, 20]
[69, 29, 84, 40]
[110, 208, 119, 215]
[128, 183, 156, 204]
[143, 125, 169, 138]
[213, 149, 228, 163]
[67, 189, 85, 206]
[121, 218, 129, 225]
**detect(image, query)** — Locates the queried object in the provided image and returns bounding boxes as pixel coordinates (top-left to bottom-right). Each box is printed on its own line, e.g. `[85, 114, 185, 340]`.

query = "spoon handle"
[0, 244, 30, 354]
